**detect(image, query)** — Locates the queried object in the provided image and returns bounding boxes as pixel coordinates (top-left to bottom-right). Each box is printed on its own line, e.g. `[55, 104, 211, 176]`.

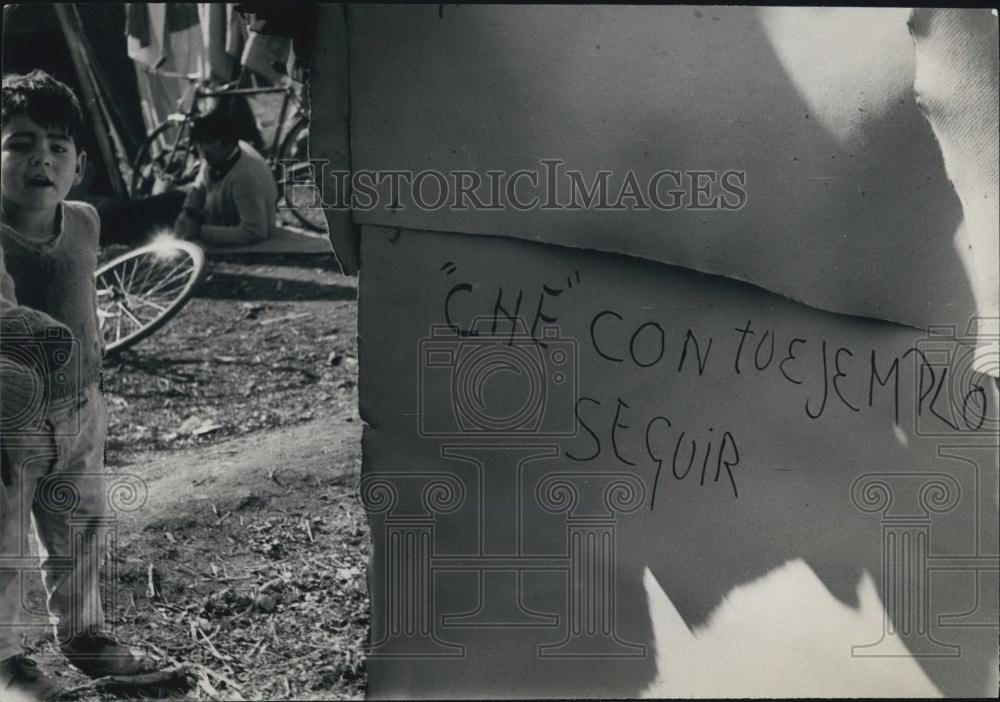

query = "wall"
[305, 6, 1000, 698]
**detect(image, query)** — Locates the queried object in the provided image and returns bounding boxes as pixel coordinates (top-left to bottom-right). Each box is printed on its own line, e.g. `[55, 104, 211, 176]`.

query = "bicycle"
[130, 70, 324, 232]
[95, 237, 207, 354]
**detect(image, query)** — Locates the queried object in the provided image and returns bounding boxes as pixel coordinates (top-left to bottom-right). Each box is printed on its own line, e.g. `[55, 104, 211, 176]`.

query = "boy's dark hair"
[190, 109, 238, 147]
[1, 69, 84, 146]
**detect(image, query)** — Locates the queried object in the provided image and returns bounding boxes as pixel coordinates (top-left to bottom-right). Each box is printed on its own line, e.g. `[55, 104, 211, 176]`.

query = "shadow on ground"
[195, 271, 357, 302]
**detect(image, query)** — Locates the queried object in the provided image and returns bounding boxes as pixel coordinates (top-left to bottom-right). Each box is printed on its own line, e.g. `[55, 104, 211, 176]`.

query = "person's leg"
[0, 453, 32, 662]
[32, 385, 154, 677]
[0, 437, 65, 699]
[30, 387, 108, 646]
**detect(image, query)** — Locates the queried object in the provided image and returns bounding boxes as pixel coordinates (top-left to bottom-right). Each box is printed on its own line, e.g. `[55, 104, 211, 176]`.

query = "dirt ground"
[28, 251, 368, 700]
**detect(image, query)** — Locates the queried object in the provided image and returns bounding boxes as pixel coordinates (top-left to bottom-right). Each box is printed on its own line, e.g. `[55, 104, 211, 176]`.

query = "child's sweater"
[196, 143, 279, 246]
[1, 244, 74, 436]
[0, 202, 103, 402]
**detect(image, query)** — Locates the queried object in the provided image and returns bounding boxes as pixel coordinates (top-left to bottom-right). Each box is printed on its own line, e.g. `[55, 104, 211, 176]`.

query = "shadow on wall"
[344, 6, 991, 699]
[345, 5, 971, 329]
[361, 228, 997, 700]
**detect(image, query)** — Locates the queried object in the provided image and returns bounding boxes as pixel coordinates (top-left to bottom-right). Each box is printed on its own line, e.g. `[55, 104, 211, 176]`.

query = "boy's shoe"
[0, 653, 65, 700]
[60, 634, 156, 678]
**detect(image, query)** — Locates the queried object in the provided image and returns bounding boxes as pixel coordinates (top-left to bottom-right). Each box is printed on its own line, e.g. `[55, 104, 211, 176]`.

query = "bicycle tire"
[131, 117, 199, 198]
[96, 240, 207, 354]
[276, 117, 326, 233]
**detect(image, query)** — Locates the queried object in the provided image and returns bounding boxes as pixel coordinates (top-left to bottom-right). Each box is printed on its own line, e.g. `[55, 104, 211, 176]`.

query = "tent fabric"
[126, 3, 203, 71]
[126, 3, 289, 139]
[55, 4, 129, 198]
[338, 6, 995, 339]
[125, 3, 199, 50]
[73, 4, 147, 165]
[240, 31, 293, 84]
[225, 5, 250, 69]
[198, 3, 238, 83]
[126, 3, 204, 132]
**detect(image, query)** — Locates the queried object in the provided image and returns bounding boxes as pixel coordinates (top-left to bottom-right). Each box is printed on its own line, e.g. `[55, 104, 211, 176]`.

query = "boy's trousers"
[0, 384, 108, 660]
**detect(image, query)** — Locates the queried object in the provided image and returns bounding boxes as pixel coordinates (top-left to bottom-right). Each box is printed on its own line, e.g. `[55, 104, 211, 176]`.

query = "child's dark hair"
[1, 69, 84, 146]
[190, 109, 238, 146]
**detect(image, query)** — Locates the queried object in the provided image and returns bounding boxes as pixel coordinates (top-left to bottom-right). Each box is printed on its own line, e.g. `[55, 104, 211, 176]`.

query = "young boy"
[174, 108, 280, 247]
[1, 69, 153, 700]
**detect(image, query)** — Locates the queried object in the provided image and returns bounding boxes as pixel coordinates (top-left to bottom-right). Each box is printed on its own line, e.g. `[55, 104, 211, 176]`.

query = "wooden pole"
[52, 3, 128, 199]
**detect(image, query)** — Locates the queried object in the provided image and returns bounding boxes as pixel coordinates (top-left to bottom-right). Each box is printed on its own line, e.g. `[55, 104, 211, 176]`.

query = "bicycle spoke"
[128, 297, 169, 314]
[125, 254, 141, 293]
[128, 256, 155, 296]
[140, 259, 195, 297]
[135, 255, 162, 293]
[117, 304, 145, 330]
[96, 240, 204, 352]
[110, 301, 149, 337]
[138, 271, 188, 302]
[140, 287, 186, 310]
[128, 256, 178, 298]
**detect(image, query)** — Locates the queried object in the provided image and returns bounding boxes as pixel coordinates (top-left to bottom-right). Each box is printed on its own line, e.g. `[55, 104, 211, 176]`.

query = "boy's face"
[1, 114, 85, 212]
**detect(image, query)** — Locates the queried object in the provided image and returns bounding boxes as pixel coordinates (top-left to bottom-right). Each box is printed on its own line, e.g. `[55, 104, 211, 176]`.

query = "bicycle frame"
[132, 70, 323, 231]
[152, 80, 302, 184]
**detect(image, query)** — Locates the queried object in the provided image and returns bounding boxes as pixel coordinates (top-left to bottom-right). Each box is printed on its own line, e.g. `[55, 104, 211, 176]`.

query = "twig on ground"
[197, 624, 234, 666]
[197, 670, 221, 698]
[194, 662, 247, 699]
[259, 576, 285, 593]
[202, 623, 223, 643]
[146, 563, 157, 599]
[246, 638, 266, 660]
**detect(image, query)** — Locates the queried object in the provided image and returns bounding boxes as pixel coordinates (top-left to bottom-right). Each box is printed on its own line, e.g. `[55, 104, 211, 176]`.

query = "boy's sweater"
[1, 245, 74, 433]
[0, 202, 103, 402]
[196, 142, 279, 246]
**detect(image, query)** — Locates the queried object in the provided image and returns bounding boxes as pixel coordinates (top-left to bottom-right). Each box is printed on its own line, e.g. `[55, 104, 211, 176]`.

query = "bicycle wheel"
[131, 117, 200, 198]
[95, 240, 207, 354]
[275, 117, 327, 233]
